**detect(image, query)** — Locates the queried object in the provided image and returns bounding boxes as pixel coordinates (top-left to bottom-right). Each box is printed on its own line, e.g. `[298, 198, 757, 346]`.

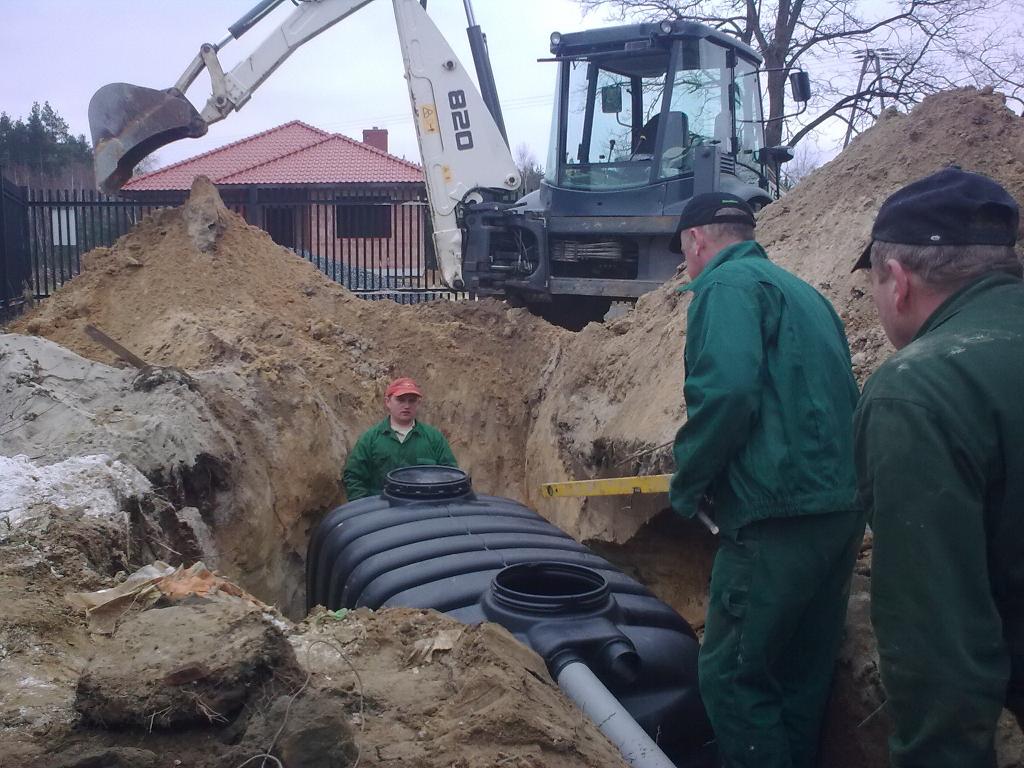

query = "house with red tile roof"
[124, 121, 437, 293]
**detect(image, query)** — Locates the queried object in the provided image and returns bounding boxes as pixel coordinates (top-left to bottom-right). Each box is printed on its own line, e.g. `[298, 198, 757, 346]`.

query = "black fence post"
[1, 169, 33, 314]
[0, 170, 9, 311]
[246, 187, 260, 227]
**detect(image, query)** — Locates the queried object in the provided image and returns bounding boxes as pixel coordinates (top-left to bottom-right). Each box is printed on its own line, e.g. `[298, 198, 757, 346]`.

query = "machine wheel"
[527, 295, 613, 331]
[748, 196, 773, 213]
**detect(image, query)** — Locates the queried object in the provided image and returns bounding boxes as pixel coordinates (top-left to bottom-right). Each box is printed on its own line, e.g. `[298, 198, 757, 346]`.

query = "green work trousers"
[699, 509, 865, 768]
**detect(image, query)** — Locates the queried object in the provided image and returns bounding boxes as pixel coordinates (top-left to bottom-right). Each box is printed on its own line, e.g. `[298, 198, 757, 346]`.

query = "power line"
[843, 48, 902, 148]
[320, 93, 554, 132]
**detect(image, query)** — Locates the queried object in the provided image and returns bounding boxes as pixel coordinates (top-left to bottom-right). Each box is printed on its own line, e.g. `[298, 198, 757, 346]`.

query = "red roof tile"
[123, 120, 422, 190]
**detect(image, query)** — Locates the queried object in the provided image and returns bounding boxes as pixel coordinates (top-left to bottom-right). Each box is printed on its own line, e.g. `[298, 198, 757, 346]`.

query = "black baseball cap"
[669, 193, 757, 254]
[853, 167, 1019, 271]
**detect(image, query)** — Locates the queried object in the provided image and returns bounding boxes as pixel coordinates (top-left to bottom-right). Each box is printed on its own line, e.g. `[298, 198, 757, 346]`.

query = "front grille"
[551, 238, 624, 262]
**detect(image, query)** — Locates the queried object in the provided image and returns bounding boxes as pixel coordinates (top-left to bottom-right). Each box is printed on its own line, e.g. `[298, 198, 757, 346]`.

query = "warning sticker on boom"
[420, 105, 439, 133]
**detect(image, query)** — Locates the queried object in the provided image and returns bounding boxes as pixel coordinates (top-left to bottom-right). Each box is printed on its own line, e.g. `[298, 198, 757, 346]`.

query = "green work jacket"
[854, 272, 1024, 764]
[670, 240, 860, 531]
[343, 419, 457, 500]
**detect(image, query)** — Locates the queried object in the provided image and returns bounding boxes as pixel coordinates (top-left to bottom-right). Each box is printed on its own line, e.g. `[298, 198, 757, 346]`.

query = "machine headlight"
[659, 20, 674, 34]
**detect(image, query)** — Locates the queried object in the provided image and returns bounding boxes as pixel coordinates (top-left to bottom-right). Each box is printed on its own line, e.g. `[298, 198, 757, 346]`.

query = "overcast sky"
[8, 0, 999, 178]
[1, 0, 600, 170]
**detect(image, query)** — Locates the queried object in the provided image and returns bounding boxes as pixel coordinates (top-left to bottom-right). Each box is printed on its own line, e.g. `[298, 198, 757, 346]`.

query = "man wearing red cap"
[343, 377, 457, 500]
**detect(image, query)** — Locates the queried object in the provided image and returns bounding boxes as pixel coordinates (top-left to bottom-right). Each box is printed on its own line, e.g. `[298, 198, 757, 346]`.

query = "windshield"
[733, 55, 766, 185]
[556, 38, 747, 191]
[655, 39, 728, 180]
[560, 49, 671, 190]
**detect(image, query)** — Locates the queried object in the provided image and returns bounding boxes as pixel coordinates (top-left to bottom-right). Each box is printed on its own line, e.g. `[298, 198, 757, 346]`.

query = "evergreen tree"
[0, 102, 93, 188]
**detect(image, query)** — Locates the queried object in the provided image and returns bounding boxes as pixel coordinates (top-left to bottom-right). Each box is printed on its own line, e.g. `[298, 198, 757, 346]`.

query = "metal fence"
[1, 175, 31, 315]
[0, 179, 463, 316]
[24, 187, 183, 301]
[249, 185, 453, 301]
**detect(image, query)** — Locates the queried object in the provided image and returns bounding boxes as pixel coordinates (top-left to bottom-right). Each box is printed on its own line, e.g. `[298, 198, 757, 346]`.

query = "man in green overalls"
[668, 193, 864, 767]
[343, 377, 457, 500]
[854, 168, 1024, 767]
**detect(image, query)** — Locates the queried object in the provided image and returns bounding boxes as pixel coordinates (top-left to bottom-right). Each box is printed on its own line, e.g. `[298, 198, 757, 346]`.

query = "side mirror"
[759, 145, 795, 165]
[789, 71, 811, 103]
[601, 84, 623, 114]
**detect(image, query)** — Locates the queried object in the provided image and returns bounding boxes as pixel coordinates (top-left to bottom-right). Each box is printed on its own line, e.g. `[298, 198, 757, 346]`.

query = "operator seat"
[633, 110, 689, 157]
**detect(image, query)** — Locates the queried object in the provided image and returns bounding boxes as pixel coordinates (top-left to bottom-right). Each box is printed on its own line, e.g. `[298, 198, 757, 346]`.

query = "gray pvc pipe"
[556, 661, 678, 768]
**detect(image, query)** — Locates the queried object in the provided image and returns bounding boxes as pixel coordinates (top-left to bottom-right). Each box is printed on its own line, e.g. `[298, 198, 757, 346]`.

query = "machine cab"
[464, 20, 795, 326]
[546, 21, 770, 200]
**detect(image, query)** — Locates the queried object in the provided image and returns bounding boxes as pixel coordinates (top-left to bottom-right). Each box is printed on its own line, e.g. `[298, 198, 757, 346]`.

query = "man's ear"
[887, 259, 912, 311]
[689, 227, 707, 260]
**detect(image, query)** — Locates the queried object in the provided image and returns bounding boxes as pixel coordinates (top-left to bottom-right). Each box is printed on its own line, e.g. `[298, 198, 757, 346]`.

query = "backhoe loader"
[89, 0, 806, 328]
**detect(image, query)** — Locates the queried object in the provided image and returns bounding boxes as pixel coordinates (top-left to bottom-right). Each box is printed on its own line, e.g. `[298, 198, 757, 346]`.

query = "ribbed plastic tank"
[306, 466, 716, 767]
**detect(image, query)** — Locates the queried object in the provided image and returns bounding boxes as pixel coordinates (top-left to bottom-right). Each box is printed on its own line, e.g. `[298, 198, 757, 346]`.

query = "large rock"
[0, 333, 233, 485]
[76, 602, 300, 728]
[183, 176, 229, 253]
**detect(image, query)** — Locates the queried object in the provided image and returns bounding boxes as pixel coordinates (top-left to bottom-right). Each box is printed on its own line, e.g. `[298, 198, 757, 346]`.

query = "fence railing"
[23, 188, 182, 300]
[0, 180, 465, 316]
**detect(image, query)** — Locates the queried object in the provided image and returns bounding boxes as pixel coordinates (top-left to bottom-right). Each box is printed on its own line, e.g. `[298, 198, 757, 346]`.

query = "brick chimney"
[362, 127, 388, 153]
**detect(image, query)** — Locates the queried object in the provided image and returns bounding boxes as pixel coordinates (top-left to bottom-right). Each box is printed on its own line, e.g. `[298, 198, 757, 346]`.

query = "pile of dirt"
[3, 512, 629, 768]
[289, 608, 630, 768]
[760, 86, 1024, 378]
[0, 332, 236, 572]
[1, 181, 634, 766]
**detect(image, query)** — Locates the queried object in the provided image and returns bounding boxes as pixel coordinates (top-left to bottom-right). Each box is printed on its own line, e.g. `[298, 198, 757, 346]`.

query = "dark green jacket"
[670, 240, 859, 531]
[343, 419, 457, 500]
[854, 272, 1024, 766]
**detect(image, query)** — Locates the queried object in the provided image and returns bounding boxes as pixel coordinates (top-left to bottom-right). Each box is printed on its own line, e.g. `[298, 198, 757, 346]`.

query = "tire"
[528, 295, 613, 331]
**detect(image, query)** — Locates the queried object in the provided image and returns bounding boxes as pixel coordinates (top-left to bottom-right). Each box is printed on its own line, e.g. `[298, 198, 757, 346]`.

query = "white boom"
[96, 0, 521, 289]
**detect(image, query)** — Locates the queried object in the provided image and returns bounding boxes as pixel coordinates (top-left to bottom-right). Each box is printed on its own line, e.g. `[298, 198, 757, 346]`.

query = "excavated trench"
[7, 176, 718, 623]
[8, 88, 1024, 766]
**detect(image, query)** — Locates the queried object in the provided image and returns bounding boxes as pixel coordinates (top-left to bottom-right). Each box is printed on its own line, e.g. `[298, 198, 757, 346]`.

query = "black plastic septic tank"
[306, 466, 716, 767]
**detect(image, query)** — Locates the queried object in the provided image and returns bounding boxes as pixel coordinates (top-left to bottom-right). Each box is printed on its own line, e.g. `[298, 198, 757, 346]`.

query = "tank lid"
[384, 465, 473, 500]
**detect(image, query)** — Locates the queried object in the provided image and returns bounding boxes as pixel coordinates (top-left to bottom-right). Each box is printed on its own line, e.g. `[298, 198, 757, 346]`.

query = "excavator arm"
[89, 0, 521, 289]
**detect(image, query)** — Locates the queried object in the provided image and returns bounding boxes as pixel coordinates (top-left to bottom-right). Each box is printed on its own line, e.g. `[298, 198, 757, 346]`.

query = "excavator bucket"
[89, 83, 208, 193]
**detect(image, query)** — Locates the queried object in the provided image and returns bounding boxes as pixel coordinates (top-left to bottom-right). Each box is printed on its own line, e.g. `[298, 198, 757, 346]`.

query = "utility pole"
[844, 48, 901, 148]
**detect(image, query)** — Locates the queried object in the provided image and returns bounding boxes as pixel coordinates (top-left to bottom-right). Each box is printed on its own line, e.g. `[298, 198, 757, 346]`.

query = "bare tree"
[131, 152, 162, 178]
[780, 141, 821, 187]
[579, 0, 1020, 149]
[952, 26, 1024, 113]
[514, 143, 545, 194]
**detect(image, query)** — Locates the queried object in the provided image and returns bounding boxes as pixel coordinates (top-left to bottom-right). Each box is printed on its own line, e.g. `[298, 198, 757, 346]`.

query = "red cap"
[385, 377, 422, 398]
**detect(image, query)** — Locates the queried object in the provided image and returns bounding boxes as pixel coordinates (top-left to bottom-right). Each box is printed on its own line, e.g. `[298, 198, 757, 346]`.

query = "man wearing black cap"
[853, 167, 1024, 767]
[668, 193, 863, 768]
